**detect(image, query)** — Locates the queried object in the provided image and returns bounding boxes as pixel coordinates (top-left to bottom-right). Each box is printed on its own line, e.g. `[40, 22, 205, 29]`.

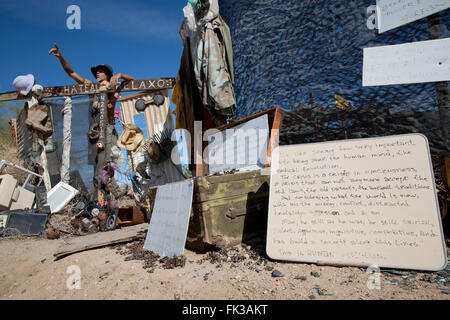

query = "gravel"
[271, 270, 284, 278]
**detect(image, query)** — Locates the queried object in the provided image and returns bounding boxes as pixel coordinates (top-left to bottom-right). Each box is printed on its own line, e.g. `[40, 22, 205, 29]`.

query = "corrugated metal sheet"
[119, 90, 185, 188]
[15, 105, 32, 160]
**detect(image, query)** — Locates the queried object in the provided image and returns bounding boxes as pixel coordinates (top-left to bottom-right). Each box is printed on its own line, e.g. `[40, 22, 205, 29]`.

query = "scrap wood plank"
[0, 78, 175, 101]
[54, 223, 148, 259]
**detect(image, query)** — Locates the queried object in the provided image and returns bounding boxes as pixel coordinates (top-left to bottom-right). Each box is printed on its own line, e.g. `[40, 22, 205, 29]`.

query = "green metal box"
[187, 169, 270, 249]
[186, 108, 283, 249]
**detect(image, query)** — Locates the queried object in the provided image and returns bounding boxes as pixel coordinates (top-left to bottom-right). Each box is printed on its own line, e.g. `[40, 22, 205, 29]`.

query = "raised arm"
[48, 43, 92, 84]
[110, 73, 135, 85]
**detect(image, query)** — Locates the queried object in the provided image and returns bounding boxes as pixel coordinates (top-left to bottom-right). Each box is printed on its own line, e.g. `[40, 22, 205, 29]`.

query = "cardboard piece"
[363, 38, 450, 86]
[144, 179, 194, 257]
[267, 134, 447, 271]
[10, 187, 35, 210]
[376, 0, 450, 33]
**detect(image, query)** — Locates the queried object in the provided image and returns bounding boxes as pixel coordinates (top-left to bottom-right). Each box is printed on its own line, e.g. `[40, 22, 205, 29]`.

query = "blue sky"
[0, 0, 187, 102]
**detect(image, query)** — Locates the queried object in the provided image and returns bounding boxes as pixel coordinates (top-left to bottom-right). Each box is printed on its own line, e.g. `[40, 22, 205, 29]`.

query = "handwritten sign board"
[267, 134, 447, 271]
[376, 0, 450, 33]
[205, 114, 269, 175]
[363, 38, 450, 86]
[143, 179, 194, 257]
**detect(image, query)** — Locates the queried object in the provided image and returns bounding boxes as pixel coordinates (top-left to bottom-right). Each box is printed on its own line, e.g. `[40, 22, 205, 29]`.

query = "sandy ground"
[0, 228, 449, 301]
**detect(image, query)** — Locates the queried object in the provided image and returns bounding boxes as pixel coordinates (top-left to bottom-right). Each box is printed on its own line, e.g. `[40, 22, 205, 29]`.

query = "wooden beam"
[428, 14, 449, 150]
[265, 108, 284, 168]
[0, 78, 176, 102]
[54, 223, 148, 259]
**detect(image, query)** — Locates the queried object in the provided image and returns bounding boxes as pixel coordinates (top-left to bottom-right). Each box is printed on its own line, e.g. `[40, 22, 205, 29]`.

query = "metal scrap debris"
[112, 238, 187, 273]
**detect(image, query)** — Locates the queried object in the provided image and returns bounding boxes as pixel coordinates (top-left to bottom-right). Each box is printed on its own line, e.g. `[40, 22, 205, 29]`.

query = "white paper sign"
[363, 38, 450, 86]
[267, 134, 447, 271]
[143, 179, 194, 257]
[377, 0, 450, 33]
[205, 114, 269, 175]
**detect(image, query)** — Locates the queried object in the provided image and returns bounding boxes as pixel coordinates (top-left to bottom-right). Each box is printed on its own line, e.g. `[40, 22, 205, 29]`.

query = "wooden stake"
[96, 88, 108, 202]
[428, 13, 449, 150]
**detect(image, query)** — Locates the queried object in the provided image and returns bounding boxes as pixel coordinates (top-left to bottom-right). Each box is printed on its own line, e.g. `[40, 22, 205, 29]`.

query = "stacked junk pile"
[0, 0, 448, 269]
[0, 0, 280, 262]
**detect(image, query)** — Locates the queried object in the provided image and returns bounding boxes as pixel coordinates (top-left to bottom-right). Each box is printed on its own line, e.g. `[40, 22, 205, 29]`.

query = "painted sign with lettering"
[377, 0, 450, 33]
[0, 78, 176, 102]
[363, 38, 450, 86]
[266, 134, 447, 271]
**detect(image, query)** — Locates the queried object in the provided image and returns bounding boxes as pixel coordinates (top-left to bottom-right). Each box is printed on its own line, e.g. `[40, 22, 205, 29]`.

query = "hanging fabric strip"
[37, 135, 51, 191]
[60, 96, 73, 184]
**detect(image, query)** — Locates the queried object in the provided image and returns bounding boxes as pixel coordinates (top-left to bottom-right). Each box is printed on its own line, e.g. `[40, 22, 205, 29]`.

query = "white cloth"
[60, 96, 73, 184]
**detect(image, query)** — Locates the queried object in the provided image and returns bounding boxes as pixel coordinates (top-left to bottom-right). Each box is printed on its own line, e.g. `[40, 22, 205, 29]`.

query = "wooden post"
[428, 13, 450, 152]
[194, 120, 204, 177]
[309, 92, 315, 108]
[9, 118, 17, 148]
[96, 88, 108, 202]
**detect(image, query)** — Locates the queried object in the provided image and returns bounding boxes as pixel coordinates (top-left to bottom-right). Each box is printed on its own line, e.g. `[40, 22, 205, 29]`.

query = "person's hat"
[13, 74, 35, 96]
[117, 124, 144, 151]
[90, 64, 114, 80]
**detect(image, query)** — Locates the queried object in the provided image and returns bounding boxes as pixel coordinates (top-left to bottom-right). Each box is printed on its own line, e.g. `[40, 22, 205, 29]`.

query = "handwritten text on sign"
[376, 0, 450, 33]
[267, 134, 447, 271]
[363, 38, 450, 86]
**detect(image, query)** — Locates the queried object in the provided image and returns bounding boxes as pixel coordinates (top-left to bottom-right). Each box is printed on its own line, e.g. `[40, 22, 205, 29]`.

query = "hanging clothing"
[194, 12, 236, 118]
[215, 14, 234, 85]
[180, 3, 201, 75]
[199, 19, 236, 115]
[180, 0, 236, 120]
[25, 100, 53, 168]
[25, 102, 53, 136]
